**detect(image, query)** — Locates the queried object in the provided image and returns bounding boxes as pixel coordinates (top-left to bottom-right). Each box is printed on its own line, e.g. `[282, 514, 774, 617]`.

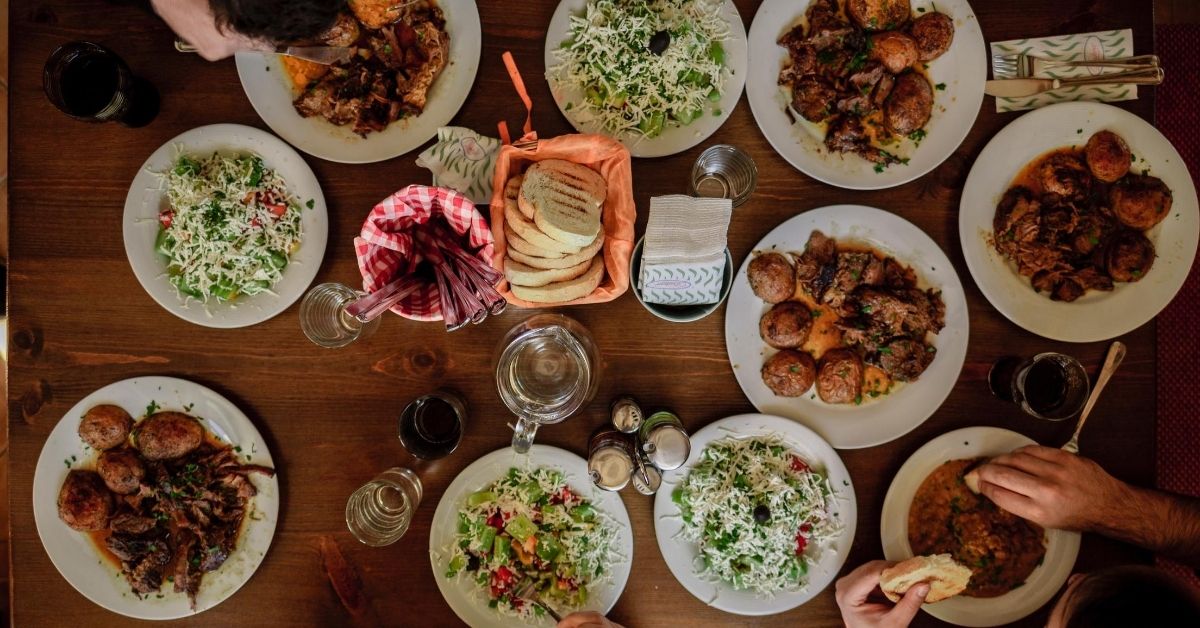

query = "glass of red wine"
[398, 390, 466, 460]
[43, 41, 159, 127]
[989, 353, 1090, 421]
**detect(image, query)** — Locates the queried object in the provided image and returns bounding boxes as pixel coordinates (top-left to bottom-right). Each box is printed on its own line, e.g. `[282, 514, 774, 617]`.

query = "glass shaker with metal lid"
[610, 396, 644, 433]
[588, 428, 634, 491]
[639, 411, 691, 471]
[494, 314, 601, 453]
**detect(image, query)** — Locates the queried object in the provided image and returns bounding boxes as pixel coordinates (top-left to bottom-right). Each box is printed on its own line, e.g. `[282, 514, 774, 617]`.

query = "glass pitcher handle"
[511, 417, 539, 454]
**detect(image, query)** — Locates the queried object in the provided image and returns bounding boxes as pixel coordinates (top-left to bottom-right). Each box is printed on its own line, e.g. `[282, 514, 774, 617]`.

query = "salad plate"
[122, 124, 328, 329]
[880, 427, 1081, 627]
[959, 101, 1199, 342]
[746, 0, 986, 190]
[32, 376, 279, 620]
[429, 445, 633, 627]
[544, 0, 748, 158]
[654, 413, 856, 616]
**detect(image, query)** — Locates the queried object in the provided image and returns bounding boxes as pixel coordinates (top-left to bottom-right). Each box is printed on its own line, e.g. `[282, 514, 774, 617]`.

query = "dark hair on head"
[208, 0, 347, 43]
[1064, 565, 1200, 628]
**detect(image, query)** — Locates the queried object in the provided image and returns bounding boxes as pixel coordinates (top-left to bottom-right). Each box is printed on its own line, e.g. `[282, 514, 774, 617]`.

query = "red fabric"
[1154, 24, 1200, 587]
[354, 185, 494, 321]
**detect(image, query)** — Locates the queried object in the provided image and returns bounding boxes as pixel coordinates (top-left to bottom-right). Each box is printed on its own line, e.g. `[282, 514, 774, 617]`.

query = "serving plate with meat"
[960, 101, 1199, 342]
[33, 377, 278, 619]
[746, 0, 985, 189]
[726, 205, 968, 449]
[880, 427, 1080, 627]
[234, 0, 480, 163]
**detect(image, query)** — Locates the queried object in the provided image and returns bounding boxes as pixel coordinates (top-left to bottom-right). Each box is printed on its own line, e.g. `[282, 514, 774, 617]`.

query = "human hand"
[835, 560, 929, 628]
[974, 445, 1132, 531]
[556, 611, 625, 628]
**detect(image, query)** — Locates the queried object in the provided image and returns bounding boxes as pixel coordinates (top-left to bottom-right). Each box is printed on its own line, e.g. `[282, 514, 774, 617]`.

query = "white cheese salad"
[549, 0, 730, 138]
[155, 152, 306, 303]
[671, 436, 840, 595]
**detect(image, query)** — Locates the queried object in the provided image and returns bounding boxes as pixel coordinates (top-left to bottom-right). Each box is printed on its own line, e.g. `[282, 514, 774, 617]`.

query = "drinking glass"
[690, 144, 758, 207]
[345, 467, 422, 547]
[300, 283, 381, 348]
[989, 353, 1090, 421]
[398, 390, 466, 460]
[43, 41, 159, 127]
[494, 314, 601, 453]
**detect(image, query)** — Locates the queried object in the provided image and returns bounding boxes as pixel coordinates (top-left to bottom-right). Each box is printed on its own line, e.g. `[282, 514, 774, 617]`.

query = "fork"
[993, 53, 1159, 78]
[1062, 341, 1126, 454]
[513, 579, 563, 623]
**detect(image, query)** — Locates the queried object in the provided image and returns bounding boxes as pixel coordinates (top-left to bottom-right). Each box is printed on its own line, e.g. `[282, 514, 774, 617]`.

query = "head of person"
[208, 0, 347, 43]
[1048, 565, 1200, 627]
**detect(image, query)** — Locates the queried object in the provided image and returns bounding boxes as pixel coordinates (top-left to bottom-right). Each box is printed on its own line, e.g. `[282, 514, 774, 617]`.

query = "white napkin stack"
[640, 195, 732, 305]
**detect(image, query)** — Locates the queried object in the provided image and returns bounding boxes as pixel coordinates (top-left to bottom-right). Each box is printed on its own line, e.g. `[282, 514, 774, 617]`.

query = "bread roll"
[880, 554, 972, 604]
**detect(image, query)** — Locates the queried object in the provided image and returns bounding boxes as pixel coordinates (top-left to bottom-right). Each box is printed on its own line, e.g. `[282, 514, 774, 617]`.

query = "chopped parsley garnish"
[908, 129, 927, 144]
[145, 400, 160, 417]
[935, 82, 946, 90]
[305, 199, 315, 210]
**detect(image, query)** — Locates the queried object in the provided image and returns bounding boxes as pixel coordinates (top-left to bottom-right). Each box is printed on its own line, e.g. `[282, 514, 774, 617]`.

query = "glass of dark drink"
[43, 41, 159, 127]
[989, 353, 1090, 421]
[398, 390, 466, 460]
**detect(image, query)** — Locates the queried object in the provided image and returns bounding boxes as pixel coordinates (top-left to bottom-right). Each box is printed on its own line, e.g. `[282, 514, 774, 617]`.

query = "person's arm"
[150, 0, 272, 61]
[974, 445, 1200, 567]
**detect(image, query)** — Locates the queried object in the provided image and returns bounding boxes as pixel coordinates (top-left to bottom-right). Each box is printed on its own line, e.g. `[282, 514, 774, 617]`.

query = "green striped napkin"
[990, 29, 1136, 112]
[415, 127, 500, 204]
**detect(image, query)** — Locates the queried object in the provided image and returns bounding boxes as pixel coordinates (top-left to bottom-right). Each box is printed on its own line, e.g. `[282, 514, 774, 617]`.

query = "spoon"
[1062, 341, 1126, 454]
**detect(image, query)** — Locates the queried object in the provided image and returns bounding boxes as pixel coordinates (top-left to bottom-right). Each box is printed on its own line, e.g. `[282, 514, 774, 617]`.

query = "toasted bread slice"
[504, 256, 593, 287]
[504, 175, 535, 220]
[505, 224, 564, 259]
[508, 236, 604, 270]
[504, 199, 583, 255]
[880, 555, 972, 604]
[522, 159, 605, 248]
[511, 256, 605, 303]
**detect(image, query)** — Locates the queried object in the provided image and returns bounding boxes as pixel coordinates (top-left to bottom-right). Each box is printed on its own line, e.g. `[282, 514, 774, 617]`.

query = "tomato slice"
[790, 455, 809, 473]
[158, 211, 173, 228]
[267, 203, 288, 217]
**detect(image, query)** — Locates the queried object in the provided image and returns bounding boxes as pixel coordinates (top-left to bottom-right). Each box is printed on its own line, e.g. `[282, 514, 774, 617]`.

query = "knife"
[986, 67, 1164, 98]
[276, 46, 354, 66]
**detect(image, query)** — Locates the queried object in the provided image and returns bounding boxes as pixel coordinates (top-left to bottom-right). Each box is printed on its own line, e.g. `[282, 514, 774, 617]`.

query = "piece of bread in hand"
[508, 236, 604, 270]
[880, 554, 972, 604]
[510, 256, 605, 303]
[521, 159, 605, 248]
[963, 468, 982, 494]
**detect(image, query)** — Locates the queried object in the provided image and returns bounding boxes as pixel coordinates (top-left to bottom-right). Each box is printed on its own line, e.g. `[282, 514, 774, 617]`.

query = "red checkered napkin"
[354, 185, 495, 321]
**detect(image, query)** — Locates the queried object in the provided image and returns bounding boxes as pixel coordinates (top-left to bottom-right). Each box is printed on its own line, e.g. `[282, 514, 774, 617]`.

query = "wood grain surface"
[7, 1, 1158, 626]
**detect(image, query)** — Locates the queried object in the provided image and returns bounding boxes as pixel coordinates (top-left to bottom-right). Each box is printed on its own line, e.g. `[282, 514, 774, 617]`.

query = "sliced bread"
[504, 199, 583, 255]
[505, 175, 534, 220]
[521, 159, 605, 248]
[505, 223, 565, 259]
[508, 235, 603, 270]
[504, 256, 593, 287]
[511, 256, 605, 303]
[880, 554, 972, 604]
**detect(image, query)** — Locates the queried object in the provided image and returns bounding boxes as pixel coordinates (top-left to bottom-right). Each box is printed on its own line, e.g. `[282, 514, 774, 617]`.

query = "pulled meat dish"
[285, 1, 449, 136]
[748, 230, 945, 403]
[777, 0, 952, 167]
[909, 459, 1046, 598]
[992, 130, 1169, 302]
[57, 405, 275, 607]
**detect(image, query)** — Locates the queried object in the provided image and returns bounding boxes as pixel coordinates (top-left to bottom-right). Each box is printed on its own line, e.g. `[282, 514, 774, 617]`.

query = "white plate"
[32, 376, 279, 620]
[429, 445, 633, 627]
[959, 101, 1200, 342]
[725, 205, 969, 449]
[880, 427, 1080, 627]
[653, 413, 856, 616]
[122, 124, 328, 329]
[543, 0, 748, 158]
[746, 0, 986, 190]
[235, 0, 481, 164]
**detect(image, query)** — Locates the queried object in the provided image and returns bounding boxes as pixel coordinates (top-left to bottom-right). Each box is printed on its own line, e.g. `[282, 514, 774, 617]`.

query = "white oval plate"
[234, 0, 481, 164]
[881, 426, 1080, 627]
[959, 101, 1200, 342]
[544, 0, 748, 158]
[725, 205, 969, 449]
[653, 413, 856, 616]
[32, 376, 279, 620]
[122, 124, 328, 329]
[429, 445, 633, 627]
[746, 0, 985, 189]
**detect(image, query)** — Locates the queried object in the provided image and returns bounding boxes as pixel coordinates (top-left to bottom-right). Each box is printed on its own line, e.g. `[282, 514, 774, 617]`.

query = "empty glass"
[690, 144, 757, 207]
[345, 467, 422, 547]
[300, 283, 381, 348]
[989, 353, 1090, 421]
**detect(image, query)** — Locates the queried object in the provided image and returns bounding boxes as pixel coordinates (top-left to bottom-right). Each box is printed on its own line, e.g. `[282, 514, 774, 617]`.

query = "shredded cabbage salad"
[155, 152, 305, 303]
[549, 0, 730, 138]
[445, 467, 617, 619]
[672, 436, 840, 595]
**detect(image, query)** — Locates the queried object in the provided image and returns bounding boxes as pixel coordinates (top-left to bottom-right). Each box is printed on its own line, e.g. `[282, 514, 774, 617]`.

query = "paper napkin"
[640, 195, 732, 305]
[990, 29, 1137, 113]
[415, 127, 500, 205]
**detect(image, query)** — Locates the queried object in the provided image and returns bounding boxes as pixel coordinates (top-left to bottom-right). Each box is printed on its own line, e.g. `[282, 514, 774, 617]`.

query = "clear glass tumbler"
[300, 283, 381, 348]
[690, 144, 758, 207]
[345, 467, 422, 547]
[989, 352, 1090, 421]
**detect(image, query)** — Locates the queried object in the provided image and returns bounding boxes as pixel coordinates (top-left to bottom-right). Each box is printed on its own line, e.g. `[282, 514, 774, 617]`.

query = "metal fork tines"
[993, 53, 1160, 78]
[513, 579, 563, 622]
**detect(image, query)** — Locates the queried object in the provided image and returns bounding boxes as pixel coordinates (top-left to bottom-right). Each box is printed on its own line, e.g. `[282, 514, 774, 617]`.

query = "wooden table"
[7, 1, 1159, 626]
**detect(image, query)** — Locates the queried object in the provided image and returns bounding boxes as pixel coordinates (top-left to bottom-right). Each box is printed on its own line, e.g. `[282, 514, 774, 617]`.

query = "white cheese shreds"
[549, 0, 730, 138]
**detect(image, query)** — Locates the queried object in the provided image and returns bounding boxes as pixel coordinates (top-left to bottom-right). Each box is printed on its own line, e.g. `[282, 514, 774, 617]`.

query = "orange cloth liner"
[490, 52, 635, 308]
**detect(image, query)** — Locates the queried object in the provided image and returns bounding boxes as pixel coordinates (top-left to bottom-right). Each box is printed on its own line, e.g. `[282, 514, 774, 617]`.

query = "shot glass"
[345, 467, 422, 547]
[300, 283, 381, 348]
[690, 144, 758, 207]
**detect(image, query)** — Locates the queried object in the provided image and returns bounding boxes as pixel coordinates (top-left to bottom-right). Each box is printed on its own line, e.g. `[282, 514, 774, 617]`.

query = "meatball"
[847, 0, 911, 31]
[748, 252, 796, 303]
[1105, 230, 1156, 282]
[884, 72, 933, 135]
[908, 11, 954, 61]
[874, 338, 935, 381]
[1110, 173, 1173, 230]
[762, 350, 818, 397]
[97, 448, 146, 495]
[817, 348, 864, 404]
[1085, 130, 1131, 183]
[790, 77, 836, 123]
[1038, 153, 1091, 198]
[760, 302, 814, 349]
[79, 404, 133, 450]
[869, 31, 919, 74]
[133, 412, 204, 460]
[57, 470, 113, 531]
